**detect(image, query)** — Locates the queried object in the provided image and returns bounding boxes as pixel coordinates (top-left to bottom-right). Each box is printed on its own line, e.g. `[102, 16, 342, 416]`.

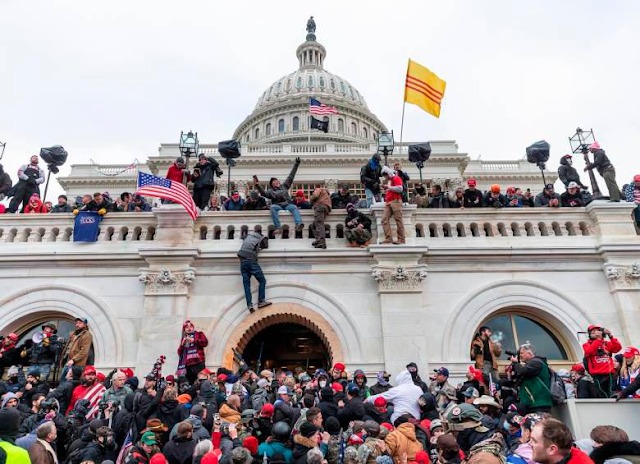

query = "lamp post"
[377, 131, 394, 166]
[569, 127, 602, 199]
[0, 141, 5, 160]
[179, 130, 199, 175]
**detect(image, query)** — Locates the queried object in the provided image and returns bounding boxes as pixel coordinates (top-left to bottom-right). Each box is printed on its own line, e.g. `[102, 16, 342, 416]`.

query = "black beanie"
[269, 177, 278, 188]
[324, 417, 341, 436]
[299, 421, 319, 438]
[0, 408, 21, 438]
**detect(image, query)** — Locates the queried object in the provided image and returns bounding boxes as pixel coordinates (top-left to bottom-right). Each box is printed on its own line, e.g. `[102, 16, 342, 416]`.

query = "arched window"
[254, 127, 260, 139]
[276, 82, 282, 94]
[293, 116, 300, 131]
[362, 127, 368, 139]
[330, 79, 336, 90]
[266, 123, 271, 136]
[308, 75, 314, 87]
[286, 79, 292, 91]
[479, 314, 569, 360]
[340, 82, 346, 94]
[338, 118, 345, 132]
[246, 134, 250, 142]
[351, 122, 357, 134]
[278, 119, 285, 133]
[319, 77, 325, 88]
[296, 77, 303, 89]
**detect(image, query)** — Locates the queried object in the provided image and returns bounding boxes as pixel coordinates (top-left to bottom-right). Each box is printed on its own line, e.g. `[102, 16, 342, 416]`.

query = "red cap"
[7, 333, 18, 342]
[467, 179, 477, 187]
[623, 347, 639, 359]
[217, 373, 228, 383]
[373, 397, 387, 407]
[243, 436, 259, 455]
[200, 368, 213, 375]
[260, 403, 275, 417]
[84, 365, 97, 375]
[296, 189, 305, 197]
[634, 175, 640, 183]
[96, 372, 106, 382]
[333, 363, 346, 372]
[165, 374, 175, 382]
[331, 382, 344, 392]
[121, 368, 134, 378]
[587, 324, 601, 332]
[380, 422, 394, 431]
[571, 364, 585, 374]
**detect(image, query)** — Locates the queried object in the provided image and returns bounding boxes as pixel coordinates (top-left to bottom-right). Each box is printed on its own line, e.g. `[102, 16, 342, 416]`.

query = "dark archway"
[241, 323, 331, 373]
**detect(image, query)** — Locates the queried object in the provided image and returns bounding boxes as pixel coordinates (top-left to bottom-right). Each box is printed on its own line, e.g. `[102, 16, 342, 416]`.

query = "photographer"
[192, 154, 223, 210]
[510, 343, 552, 415]
[7, 155, 45, 213]
[582, 325, 621, 398]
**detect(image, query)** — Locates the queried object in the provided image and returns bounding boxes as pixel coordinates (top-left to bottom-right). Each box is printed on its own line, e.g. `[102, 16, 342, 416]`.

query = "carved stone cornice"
[371, 265, 428, 293]
[139, 268, 196, 295]
[604, 263, 640, 290]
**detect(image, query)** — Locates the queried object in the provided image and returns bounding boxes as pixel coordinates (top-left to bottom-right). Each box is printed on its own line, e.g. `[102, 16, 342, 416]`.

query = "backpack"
[64, 446, 86, 464]
[548, 368, 567, 405]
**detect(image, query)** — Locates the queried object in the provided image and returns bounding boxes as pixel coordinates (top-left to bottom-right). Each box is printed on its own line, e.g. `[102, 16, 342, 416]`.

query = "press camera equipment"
[218, 139, 241, 196]
[505, 350, 518, 358]
[39, 145, 68, 202]
[408, 143, 432, 184]
[525, 140, 550, 188]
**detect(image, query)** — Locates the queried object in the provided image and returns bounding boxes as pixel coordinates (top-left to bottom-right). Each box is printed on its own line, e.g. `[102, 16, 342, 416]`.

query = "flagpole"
[399, 101, 407, 156]
[399, 59, 410, 157]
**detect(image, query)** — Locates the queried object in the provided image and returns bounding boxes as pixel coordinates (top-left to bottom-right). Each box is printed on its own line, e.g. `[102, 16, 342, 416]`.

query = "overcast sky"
[1, 0, 639, 202]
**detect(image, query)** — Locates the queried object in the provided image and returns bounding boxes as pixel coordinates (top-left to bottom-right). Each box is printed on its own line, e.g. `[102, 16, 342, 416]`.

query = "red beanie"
[243, 436, 259, 455]
[260, 403, 275, 417]
[373, 397, 387, 407]
[201, 451, 220, 464]
[331, 382, 343, 392]
[121, 368, 134, 378]
[333, 363, 346, 371]
[380, 422, 394, 431]
[150, 453, 168, 464]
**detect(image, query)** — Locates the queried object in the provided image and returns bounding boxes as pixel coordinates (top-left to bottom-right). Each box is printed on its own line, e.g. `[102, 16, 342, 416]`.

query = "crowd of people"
[0, 318, 638, 464]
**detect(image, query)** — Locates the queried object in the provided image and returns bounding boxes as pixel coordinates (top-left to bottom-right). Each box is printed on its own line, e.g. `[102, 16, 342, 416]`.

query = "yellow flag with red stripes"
[404, 59, 447, 118]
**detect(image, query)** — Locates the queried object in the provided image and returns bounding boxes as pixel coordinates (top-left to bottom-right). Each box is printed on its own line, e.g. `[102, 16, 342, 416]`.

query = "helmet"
[443, 404, 484, 432]
[490, 184, 500, 194]
[314, 369, 328, 379]
[299, 373, 312, 383]
[41, 322, 57, 333]
[272, 421, 291, 441]
[40, 398, 60, 412]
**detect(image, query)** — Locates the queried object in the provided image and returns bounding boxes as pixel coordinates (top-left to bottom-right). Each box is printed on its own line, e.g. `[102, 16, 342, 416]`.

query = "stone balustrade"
[0, 201, 636, 245]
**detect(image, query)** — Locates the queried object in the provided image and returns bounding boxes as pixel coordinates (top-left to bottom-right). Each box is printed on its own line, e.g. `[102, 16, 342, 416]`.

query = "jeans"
[270, 204, 302, 228]
[364, 188, 379, 208]
[240, 259, 267, 306]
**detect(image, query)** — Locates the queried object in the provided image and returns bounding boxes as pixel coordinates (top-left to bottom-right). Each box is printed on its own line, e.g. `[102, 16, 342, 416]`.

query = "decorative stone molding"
[371, 265, 428, 293]
[324, 178, 338, 192]
[604, 263, 640, 289]
[139, 268, 196, 295]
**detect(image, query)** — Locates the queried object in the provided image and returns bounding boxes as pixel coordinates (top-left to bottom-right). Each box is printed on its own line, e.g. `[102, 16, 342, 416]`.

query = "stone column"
[136, 205, 200, 375]
[370, 245, 429, 375]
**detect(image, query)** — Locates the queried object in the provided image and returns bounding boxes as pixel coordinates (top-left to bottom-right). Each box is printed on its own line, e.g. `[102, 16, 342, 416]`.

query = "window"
[362, 127, 368, 139]
[319, 77, 325, 88]
[293, 116, 300, 131]
[254, 128, 260, 139]
[308, 75, 314, 87]
[266, 123, 271, 136]
[296, 77, 303, 89]
[286, 79, 292, 91]
[246, 134, 250, 142]
[276, 82, 282, 94]
[351, 122, 357, 134]
[330, 79, 336, 90]
[340, 82, 346, 94]
[479, 314, 569, 360]
[338, 118, 344, 132]
[278, 119, 285, 133]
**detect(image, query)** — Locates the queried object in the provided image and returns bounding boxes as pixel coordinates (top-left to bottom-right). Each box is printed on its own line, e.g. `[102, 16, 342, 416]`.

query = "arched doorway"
[241, 323, 331, 372]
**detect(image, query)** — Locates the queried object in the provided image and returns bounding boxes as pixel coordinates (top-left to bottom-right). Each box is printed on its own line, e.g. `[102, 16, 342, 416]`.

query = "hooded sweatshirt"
[366, 370, 422, 423]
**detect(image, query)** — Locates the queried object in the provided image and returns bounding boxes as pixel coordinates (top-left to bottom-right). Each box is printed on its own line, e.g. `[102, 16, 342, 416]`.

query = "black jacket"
[575, 377, 597, 399]
[360, 159, 382, 193]
[331, 191, 358, 209]
[193, 160, 220, 189]
[428, 193, 450, 208]
[337, 396, 366, 429]
[256, 161, 300, 206]
[319, 399, 339, 421]
[587, 149, 613, 175]
[558, 158, 586, 188]
[560, 190, 585, 207]
[163, 436, 197, 464]
[47, 378, 80, 414]
[292, 434, 317, 464]
[590, 441, 640, 464]
[273, 400, 299, 426]
[463, 189, 483, 207]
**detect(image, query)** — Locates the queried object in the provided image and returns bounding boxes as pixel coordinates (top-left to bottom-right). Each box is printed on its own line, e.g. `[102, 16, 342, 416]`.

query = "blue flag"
[73, 211, 102, 242]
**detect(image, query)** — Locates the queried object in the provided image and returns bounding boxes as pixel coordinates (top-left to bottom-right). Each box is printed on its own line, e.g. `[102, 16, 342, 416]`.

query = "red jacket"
[166, 164, 190, 183]
[566, 448, 595, 464]
[582, 337, 622, 375]
[177, 331, 208, 366]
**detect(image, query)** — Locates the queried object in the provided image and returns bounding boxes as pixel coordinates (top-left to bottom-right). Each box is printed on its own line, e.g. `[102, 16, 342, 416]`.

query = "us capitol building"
[1, 20, 639, 428]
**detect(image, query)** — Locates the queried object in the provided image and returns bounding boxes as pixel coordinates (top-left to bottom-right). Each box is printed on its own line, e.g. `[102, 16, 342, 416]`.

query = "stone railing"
[0, 202, 636, 245]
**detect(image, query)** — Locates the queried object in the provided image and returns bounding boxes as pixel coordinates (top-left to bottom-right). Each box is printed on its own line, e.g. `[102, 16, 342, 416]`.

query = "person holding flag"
[136, 171, 199, 220]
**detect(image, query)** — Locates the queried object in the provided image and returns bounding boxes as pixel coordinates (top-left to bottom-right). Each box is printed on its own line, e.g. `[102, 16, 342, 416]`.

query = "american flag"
[83, 382, 107, 420]
[116, 429, 134, 464]
[309, 97, 338, 115]
[136, 171, 199, 220]
[489, 375, 497, 397]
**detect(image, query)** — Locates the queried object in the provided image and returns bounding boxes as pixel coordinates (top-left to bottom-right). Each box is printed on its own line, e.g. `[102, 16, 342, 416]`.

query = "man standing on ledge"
[254, 157, 304, 236]
[584, 141, 621, 202]
[238, 230, 272, 313]
[380, 166, 405, 245]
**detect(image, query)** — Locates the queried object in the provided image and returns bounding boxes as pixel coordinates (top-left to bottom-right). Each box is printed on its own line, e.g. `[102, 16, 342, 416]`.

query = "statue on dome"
[306, 16, 316, 34]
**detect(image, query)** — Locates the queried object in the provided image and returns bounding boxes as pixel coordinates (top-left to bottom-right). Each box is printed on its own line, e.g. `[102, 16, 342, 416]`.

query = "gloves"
[98, 208, 107, 216]
[294, 157, 301, 165]
[73, 209, 79, 216]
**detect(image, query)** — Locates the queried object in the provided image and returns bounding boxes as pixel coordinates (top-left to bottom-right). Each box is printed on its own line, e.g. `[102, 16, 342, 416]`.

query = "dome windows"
[308, 75, 314, 87]
[351, 122, 357, 134]
[254, 127, 260, 139]
[278, 119, 285, 133]
[339, 81, 346, 95]
[286, 79, 292, 91]
[319, 76, 325, 88]
[296, 77, 303, 89]
[362, 127, 368, 139]
[338, 118, 344, 133]
[266, 123, 272, 136]
[330, 79, 336, 90]
[276, 82, 282, 94]
[293, 116, 300, 132]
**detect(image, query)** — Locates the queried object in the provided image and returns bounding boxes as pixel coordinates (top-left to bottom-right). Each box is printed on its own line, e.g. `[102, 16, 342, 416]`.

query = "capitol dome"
[233, 19, 387, 145]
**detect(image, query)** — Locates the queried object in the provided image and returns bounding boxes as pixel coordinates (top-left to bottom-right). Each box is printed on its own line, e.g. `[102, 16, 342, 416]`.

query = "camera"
[505, 350, 518, 358]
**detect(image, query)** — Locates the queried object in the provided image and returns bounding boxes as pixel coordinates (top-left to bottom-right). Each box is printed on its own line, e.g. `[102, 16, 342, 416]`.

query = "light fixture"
[179, 130, 199, 171]
[569, 127, 602, 199]
[377, 130, 395, 166]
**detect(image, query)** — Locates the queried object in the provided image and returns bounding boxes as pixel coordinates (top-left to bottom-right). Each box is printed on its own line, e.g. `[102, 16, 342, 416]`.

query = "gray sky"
[1, 0, 639, 202]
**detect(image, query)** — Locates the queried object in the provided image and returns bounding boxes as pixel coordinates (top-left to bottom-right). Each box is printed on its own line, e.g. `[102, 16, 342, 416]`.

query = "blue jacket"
[258, 439, 294, 464]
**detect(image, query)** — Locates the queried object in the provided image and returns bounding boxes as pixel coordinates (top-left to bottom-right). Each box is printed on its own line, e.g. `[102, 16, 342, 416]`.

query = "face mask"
[319, 380, 327, 388]
[503, 421, 511, 432]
